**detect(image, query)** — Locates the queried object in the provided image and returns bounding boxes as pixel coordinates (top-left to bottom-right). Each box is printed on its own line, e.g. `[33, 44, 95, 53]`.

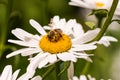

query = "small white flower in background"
[69, 0, 112, 9]
[72, 75, 112, 80]
[0, 65, 20, 80]
[69, 0, 120, 15]
[31, 76, 42, 80]
[115, 1, 120, 15]
[0, 65, 42, 80]
[72, 75, 96, 80]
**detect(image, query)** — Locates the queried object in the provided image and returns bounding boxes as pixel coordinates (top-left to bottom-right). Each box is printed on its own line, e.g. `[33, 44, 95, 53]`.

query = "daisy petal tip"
[72, 59, 77, 62]
[6, 55, 10, 58]
[93, 45, 97, 49]
[8, 39, 12, 42]
[113, 38, 118, 42]
[6, 54, 13, 58]
[29, 19, 36, 25]
[86, 58, 93, 62]
[38, 64, 44, 69]
[53, 15, 59, 19]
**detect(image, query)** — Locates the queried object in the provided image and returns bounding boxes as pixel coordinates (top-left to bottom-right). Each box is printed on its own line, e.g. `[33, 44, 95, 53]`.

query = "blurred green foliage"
[0, 0, 120, 80]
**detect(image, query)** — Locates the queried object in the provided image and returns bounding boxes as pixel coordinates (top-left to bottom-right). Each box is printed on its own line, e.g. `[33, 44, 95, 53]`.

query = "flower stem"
[93, 0, 119, 41]
[0, 0, 14, 58]
[97, 17, 103, 28]
[81, 62, 90, 74]
[82, 0, 119, 75]
[56, 62, 61, 80]
[58, 61, 70, 77]
[42, 61, 62, 80]
[42, 65, 55, 80]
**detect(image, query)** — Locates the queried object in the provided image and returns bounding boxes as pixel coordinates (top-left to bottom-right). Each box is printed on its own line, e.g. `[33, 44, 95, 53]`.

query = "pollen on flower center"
[39, 29, 72, 54]
[96, 2, 104, 7]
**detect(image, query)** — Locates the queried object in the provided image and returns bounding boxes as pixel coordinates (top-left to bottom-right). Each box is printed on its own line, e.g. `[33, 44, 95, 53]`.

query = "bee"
[47, 29, 63, 42]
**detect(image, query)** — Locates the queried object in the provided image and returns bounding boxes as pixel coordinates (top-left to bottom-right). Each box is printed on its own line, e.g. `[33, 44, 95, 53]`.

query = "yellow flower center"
[96, 2, 104, 7]
[39, 29, 72, 54]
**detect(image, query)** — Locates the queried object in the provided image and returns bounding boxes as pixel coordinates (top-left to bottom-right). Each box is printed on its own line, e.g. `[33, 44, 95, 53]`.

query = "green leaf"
[85, 21, 95, 29]
[90, 9, 108, 18]
[58, 61, 70, 77]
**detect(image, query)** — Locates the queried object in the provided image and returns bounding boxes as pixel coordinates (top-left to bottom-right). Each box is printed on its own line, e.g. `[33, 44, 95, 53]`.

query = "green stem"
[82, 0, 119, 75]
[56, 62, 61, 80]
[81, 62, 90, 74]
[58, 61, 70, 77]
[42, 65, 55, 80]
[42, 61, 62, 80]
[0, 0, 14, 58]
[0, 2, 7, 58]
[93, 0, 119, 41]
[97, 17, 103, 28]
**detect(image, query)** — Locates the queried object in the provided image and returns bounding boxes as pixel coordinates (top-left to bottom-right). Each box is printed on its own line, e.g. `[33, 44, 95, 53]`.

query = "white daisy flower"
[7, 16, 98, 65]
[0, 65, 42, 80]
[69, 0, 112, 9]
[6, 16, 117, 79]
[0, 65, 20, 80]
[69, 0, 120, 15]
[6, 16, 100, 79]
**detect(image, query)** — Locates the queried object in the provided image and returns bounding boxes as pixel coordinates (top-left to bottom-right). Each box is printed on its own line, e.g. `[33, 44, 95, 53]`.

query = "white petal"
[31, 76, 42, 80]
[47, 54, 57, 63]
[72, 44, 97, 51]
[27, 53, 48, 71]
[52, 16, 60, 24]
[79, 75, 87, 80]
[87, 75, 96, 80]
[71, 52, 93, 62]
[38, 57, 49, 68]
[72, 28, 100, 44]
[11, 28, 35, 41]
[69, 0, 91, 9]
[98, 36, 118, 47]
[29, 19, 46, 35]
[68, 62, 74, 80]
[21, 48, 41, 56]
[72, 51, 89, 56]
[0, 65, 12, 80]
[102, 36, 118, 42]
[17, 70, 35, 80]
[8, 39, 39, 47]
[72, 22, 84, 38]
[72, 76, 79, 80]
[12, 69, 20, 80]
[52, 16, 66, 30]
[98, 39, 110, 47]
[6, 48, 36, 58]
[57, 52, 77, 62]
[64, 19, 76, 35]
[53, 18, 66, 30]
[77, 56, 92, 62]
[43, 26, 51, 30]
